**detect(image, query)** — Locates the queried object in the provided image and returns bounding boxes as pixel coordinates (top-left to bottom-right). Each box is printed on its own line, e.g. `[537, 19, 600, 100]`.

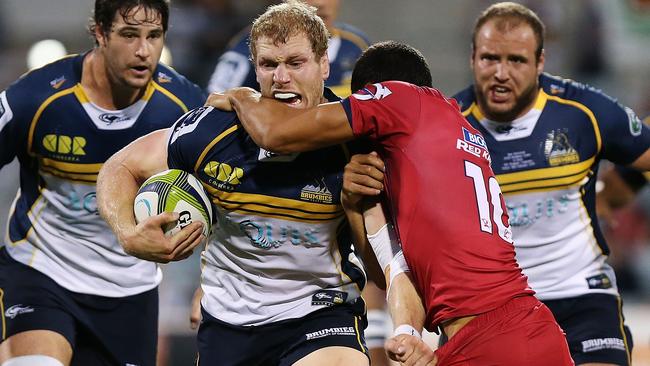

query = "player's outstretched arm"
[97, 129, 204, 263]
[207, 88, 355, 154]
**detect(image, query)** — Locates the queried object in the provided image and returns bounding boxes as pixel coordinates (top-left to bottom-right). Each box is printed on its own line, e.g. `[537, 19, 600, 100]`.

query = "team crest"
[543, 129, 579, 166]
[300, 178, 333, 204]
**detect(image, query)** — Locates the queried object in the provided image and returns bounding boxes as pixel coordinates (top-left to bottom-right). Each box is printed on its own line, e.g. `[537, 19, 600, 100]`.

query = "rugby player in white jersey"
[97, 2, 383, 365]
[0, 1, 205, 366]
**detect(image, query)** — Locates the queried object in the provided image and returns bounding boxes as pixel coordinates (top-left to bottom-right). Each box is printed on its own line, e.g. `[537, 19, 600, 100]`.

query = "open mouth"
[131, 65, 149, 74]
[273, 92, 302, 106]
[489, 85, 511, 102]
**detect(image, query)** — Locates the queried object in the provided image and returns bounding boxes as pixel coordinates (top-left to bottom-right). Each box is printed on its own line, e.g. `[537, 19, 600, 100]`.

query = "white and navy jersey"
[454, 73, 650, 300]
[206, 23, 370, 97]
[167, 89, 366, 326]
[0, 53, 205, 297]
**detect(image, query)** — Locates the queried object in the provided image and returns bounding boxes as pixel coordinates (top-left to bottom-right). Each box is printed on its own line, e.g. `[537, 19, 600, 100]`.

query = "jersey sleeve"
[340, 81, 422, 141]
[0, 84, 35, 167]
[583, 88, 650, 165]
[167, 106, 238, 173]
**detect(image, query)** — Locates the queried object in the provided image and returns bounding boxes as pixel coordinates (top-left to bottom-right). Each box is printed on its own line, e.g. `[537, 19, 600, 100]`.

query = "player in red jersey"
[207, 41, 573, 365]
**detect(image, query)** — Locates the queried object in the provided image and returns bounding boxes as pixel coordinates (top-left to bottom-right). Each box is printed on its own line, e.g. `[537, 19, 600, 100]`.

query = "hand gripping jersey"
[206, 23, 370, 97]
[0, 53, 205, 297]
[454, 73, 650, 301]
[341, 81, 533, 331]
[167, 89, 366, 326]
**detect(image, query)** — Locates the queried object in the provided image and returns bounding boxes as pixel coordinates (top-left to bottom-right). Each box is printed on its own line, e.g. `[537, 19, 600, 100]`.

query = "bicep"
[113, 129, 170, 183]
[629, 147, 650, 172]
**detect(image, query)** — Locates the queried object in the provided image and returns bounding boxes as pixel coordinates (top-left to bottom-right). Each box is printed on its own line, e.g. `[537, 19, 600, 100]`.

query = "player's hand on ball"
[124, 212, 204, 263]
[385, 334, 437, 366]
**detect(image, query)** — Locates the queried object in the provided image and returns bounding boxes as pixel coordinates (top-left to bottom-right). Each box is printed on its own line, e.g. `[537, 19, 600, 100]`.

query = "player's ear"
[320, 53, 330, 80]
[536, 49, 545, 76]
[95, 25, 108, 47]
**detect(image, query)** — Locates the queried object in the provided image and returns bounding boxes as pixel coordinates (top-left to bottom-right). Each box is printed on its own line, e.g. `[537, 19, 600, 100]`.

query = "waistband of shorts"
[440, 295, 541, 353]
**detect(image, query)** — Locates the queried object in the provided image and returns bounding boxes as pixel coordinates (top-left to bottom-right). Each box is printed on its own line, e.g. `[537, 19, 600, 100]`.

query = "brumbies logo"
[543, 129, 579, 166]
[300, 178, 333, 204]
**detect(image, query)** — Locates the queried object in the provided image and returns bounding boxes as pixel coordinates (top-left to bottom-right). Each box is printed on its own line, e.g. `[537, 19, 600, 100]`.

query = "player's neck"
[81, 50, 147, 110]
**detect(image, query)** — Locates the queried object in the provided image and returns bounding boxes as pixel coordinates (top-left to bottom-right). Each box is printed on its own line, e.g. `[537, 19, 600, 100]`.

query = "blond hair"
[249, 0, 329, 61]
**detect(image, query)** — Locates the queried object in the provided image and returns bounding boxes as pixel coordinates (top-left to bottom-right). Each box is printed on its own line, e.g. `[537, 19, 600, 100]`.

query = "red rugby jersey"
[341, 81, 533, 330]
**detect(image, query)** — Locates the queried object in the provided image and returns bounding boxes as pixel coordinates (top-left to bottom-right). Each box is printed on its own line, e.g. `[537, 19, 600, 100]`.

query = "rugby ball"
[134, 169, 212, 237]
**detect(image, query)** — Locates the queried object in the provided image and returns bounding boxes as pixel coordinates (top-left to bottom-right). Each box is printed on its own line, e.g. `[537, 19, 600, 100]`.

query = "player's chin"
[124, 77, 151, 89]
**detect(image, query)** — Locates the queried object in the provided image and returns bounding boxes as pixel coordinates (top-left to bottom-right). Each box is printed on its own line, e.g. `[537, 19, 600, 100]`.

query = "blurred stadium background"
[0, 0, 648, 364]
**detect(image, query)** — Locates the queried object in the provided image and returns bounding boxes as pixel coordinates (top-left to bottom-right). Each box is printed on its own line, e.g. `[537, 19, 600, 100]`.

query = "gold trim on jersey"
[27, 86, 78, 154]
[616, 296, 632, 365]
[39, 158, 102, 183]
[497, 156, 595, 194]
[194, 125, 240, 172]
[152, 81, 190, 112]
[333, 27, 370, 51]
[205, 185, 344, 223]
[8, 195, 48, 247]
[0, 288, 5, 340]
[545, 92, 601, 153]
[463, 89, 548, 121]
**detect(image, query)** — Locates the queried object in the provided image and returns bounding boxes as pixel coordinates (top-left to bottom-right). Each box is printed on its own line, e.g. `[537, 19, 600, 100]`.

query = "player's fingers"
[345, 161, 385, 184]
[350, 152, 385, 171]
[169, 223, 204, 259]
[190, 287, 203, 329]
[344, 181, 381, 196]
[145, 211, 179, 228]
[385, 337, 411, 361]
[205, 92, 233, 111]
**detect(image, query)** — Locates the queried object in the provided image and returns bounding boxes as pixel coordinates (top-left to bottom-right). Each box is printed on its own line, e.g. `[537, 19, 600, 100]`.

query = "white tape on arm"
[393, 324, 422, 339]
[388, 250, 410, 286]
[366, 223, 401, 272]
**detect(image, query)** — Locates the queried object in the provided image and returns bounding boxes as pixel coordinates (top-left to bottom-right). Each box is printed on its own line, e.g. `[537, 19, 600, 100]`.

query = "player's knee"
[1, 355, 65, 366]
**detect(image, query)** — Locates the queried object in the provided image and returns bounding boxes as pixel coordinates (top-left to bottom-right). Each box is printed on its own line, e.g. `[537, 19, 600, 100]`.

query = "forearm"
[227, 89, 353, 153]
[97, 154, 141, 249]
[387, 272, 426, 333]
[342, 196, 386, 289]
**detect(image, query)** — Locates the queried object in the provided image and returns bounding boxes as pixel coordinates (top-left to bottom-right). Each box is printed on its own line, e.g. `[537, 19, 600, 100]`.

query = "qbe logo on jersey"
[457, 127, 491, 163]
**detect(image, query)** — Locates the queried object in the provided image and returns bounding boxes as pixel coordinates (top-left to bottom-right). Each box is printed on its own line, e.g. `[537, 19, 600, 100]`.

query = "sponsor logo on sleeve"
[352, 83, 392, 101]
[157, 71, 172, 84]
[50, 75, 66, 89]
[625, 106, 642, 136]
